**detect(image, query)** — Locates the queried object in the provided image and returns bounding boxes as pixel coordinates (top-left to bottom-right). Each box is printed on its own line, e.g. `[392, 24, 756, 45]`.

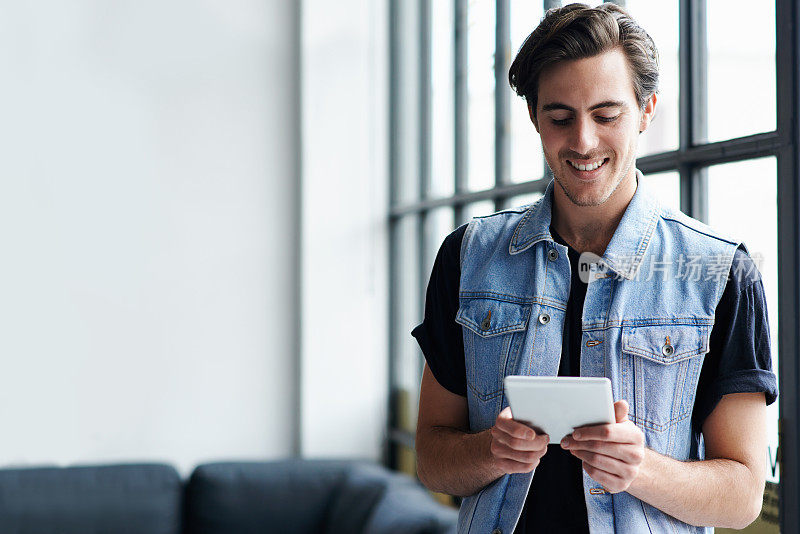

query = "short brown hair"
[508, 3, 659, 117]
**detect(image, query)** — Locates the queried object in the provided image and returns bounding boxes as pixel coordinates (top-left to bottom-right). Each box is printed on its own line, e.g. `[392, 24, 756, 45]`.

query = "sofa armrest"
[327, 462, 457, 534]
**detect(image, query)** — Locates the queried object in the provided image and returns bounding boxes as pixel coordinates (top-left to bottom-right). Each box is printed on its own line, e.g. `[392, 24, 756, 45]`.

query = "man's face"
[532, 47, 656, 208]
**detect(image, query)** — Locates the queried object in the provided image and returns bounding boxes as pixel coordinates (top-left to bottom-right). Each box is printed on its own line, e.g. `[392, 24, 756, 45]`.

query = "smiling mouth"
[568, 158, 609, 172]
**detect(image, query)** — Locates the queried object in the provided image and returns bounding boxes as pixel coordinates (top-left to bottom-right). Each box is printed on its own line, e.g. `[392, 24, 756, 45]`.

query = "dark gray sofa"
[0, 459, 457, 534]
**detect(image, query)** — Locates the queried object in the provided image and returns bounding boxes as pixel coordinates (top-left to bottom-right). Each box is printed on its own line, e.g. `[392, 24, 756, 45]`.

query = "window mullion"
[494, 0, 511, 211]
[420, 0, 431, 200]
[679, 0, 708, 221]
[776, 0, 800, 531]
[418, 0, 431, 384]
[541, 1, 558, 186]
[454, 0, 468, 224]
[386, 0, 400, 470]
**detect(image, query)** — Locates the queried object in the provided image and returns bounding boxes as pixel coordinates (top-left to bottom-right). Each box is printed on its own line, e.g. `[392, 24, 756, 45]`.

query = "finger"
[614, 400, 629, 423]
[569, 441, 644, 465]
[572, 422, 643, 445]
[490, 436, 548, 464]
[563, 440, 644, 464]
[494, 456, 540, 474]
[581, 462, 629, 494]
[570, 449, 641, 480]
[495, 417, 539, 440]
[497, 406, 513, 420]
[493, 428, 550, 452]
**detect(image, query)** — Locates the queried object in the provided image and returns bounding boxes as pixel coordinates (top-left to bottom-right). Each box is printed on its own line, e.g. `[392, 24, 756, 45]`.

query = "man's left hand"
[560, 399, 645, 493]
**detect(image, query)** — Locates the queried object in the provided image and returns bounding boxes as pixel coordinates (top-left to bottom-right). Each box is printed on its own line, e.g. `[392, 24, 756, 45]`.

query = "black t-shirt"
[412, 223, 778, 534]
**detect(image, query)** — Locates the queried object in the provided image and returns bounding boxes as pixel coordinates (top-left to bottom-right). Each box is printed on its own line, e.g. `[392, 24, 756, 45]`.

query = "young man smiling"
[413, 3, 777, 533]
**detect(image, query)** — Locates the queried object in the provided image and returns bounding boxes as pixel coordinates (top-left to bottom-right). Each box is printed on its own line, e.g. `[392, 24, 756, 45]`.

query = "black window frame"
[387, 0, 800, 528]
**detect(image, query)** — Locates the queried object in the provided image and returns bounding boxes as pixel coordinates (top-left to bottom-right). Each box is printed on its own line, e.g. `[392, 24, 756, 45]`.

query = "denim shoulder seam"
[474, 206, 529, 219]
[660, 212, 740, 246]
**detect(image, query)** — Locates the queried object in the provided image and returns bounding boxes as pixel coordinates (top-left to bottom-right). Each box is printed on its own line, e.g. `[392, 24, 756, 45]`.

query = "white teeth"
[569, 159, 605, 171]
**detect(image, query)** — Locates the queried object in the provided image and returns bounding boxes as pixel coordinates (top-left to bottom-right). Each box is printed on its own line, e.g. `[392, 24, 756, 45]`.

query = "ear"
[528, 103, 540, 132]
[638, 93, 657, 133]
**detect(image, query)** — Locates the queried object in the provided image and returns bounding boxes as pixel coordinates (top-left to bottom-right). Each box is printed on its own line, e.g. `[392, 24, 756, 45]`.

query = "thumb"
[614, 400, 629, 423]
[497, 406, 513, 421]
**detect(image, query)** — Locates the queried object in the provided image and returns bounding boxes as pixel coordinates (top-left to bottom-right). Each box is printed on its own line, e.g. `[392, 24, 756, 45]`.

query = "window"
[388, 1, 799, 530]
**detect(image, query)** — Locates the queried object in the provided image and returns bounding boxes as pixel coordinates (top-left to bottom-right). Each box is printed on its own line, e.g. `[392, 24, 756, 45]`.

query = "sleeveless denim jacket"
[456, 175, 738, 533]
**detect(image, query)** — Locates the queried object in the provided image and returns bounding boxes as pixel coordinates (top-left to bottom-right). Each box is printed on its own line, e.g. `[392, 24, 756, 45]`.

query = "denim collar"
[509, 170, 659, 280]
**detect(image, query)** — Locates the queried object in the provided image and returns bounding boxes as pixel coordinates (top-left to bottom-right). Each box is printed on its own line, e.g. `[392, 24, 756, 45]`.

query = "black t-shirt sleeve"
[692, 246, 779, 432]
[411, 225, 468, 396]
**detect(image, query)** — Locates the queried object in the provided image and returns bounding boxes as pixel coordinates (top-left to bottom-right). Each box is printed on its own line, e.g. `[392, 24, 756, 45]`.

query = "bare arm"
[415, 364, 549, 497]
[564, 392, 767, 529]
[627, 392, 767, 529]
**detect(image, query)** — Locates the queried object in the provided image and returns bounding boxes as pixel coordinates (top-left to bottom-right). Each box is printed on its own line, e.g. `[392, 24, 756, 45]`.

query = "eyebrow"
[541, 100, 626, 112]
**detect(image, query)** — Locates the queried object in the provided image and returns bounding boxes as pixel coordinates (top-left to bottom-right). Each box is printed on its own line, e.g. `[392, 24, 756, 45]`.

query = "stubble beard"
[548, 146, 638, 208]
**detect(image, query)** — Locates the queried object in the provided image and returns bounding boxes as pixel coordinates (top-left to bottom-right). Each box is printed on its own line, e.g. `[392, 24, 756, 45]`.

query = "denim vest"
[455, 176, 738, 534]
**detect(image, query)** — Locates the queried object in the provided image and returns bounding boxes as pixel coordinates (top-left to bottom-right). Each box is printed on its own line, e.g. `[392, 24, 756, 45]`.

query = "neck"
[551, 173, 637, 256]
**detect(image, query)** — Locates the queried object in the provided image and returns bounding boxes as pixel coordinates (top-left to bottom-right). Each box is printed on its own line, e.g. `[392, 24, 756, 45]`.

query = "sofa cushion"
[185, 460, 458, 534]
[0, 463, 182, 534]
[185, 460, 354, 534]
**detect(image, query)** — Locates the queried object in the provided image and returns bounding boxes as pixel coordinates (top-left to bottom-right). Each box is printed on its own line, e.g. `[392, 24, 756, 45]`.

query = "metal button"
[538, 313, 550, 325]
[662, 343, 674, 357]
[481, 310, 492, 331]
[548, 248, 559, 261]
[492, 529, 502, 534]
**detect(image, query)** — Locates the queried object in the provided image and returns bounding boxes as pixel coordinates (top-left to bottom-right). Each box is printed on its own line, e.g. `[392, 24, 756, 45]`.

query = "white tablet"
[504, 376, 615, 444]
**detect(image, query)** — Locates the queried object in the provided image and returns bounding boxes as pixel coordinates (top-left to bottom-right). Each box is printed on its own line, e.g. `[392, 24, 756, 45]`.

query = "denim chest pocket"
[621, 324, 710, 432]
[456, 297, 531, 401]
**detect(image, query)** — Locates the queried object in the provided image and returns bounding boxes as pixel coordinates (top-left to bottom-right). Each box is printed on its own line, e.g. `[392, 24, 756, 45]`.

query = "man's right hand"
[489, 406, 550, 473]
[417, 365, 548, 496]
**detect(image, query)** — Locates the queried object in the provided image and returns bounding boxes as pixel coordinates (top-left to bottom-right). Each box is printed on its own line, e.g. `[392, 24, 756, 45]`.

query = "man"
[412, 3, 777, 533]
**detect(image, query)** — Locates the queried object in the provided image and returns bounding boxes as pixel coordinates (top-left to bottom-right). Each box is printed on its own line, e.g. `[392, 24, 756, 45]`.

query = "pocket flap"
[455, 298, 530, 338]
[621, 324, 709, 364]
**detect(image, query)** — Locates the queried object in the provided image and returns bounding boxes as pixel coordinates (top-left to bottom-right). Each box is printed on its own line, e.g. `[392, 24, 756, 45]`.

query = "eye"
[596, 115, 620, 123]
[551, 118, 572, 126]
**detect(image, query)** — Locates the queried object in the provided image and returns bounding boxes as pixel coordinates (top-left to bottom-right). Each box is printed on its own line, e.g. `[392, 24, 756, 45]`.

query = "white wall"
[0, 0, 300, 475]
[300, 0, 389, 459]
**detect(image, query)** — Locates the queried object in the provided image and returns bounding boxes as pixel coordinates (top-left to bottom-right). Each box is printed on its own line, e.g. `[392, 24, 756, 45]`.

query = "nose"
[569, 116, 599, 155]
